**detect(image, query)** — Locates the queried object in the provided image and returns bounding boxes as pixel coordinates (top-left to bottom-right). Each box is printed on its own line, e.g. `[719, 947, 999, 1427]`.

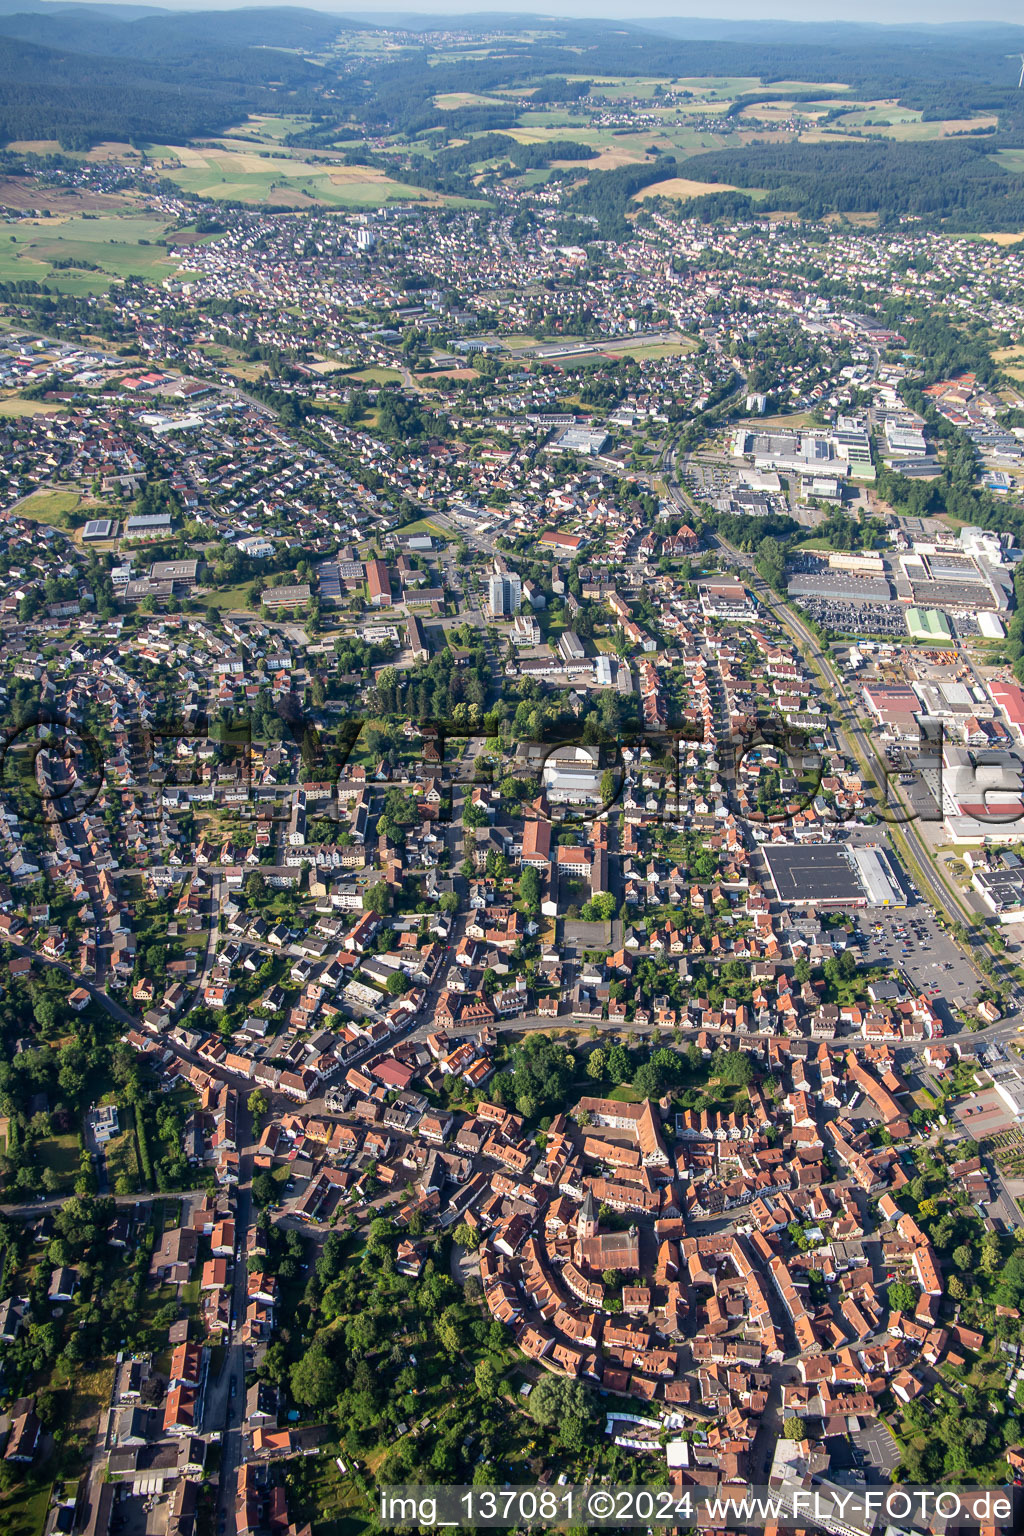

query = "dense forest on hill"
[0, 38, 295, 148]
[674, 141, 1024, 228]
[0, 8, 333, 147]
[566, 157, 682, 238]
[0, 5, 348, 57]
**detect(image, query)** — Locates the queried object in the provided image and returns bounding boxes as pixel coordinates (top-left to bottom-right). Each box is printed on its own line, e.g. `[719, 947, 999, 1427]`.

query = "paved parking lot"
[851, 1422, 901, 1479]
[851, 902, 980, 1011]
[952, 1084, 1016, 1138]
[798, 595, 909, 636]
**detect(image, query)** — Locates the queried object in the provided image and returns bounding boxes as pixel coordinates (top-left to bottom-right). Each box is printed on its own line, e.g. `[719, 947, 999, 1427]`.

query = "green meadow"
[0, 212, 184, 291]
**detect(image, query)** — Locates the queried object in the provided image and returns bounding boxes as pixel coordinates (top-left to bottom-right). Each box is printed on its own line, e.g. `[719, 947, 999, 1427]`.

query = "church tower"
[577, 1189, 597, 1242]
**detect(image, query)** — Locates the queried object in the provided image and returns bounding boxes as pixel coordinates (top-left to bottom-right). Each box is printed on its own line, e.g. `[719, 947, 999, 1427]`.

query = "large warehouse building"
[762, 842, 906, 909]
[906, 607, 953, 642]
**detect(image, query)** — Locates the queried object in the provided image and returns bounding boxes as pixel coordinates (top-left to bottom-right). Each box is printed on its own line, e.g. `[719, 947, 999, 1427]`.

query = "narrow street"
[211, 1098, 254, 1536]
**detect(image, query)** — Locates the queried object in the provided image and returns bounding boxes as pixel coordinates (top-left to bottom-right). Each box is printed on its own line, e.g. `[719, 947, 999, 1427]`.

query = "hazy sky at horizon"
[83, 0, 1024, 25]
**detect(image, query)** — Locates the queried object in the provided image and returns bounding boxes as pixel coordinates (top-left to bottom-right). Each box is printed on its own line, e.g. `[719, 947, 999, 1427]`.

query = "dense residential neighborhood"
[3, 11, 1024, 1536]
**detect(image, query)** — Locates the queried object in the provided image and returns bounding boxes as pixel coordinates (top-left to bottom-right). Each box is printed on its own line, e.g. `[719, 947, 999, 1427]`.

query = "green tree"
[605, 1042, 631, 1083]
[475, 1357, 503, 1399]
[290, 1344, 341, 1409]
[436, 1305, 463, 1358]
[712, 1048, 752, 1087]
[527, 1374, 594, 1451]
[518, 865, 541, 915]
[252, 1172, 278, 1208]
[247, 1089, 268, 1128]
[887, 1280, 918, 1313]
[980, 1232, 1002, 1277]
[586, 1047, 606, 1082]
[363, 882, 391, 916]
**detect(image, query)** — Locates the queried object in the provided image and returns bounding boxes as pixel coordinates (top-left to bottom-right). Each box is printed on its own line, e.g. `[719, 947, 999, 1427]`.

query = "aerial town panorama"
[3, 5, 1024, 1536]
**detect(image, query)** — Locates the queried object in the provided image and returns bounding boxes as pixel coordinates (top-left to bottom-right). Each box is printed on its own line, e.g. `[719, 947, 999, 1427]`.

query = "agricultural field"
[0, 212, 187, 292]
[15, 67, 1002, 224]
[147, 143, 468, 208]
[0, 176, 133, 215]
[0, 396, 65, 418]
[6, 139, 146, 162]
[993, 346, 1024, 382]
[966, 230, 1024, 246]
[471, 77, 1007, 177]
[632, 176, 768, 203]
[223, 113, 321, 143]
[825, 105, 999, 140]
[995, 148, 1024, 175]
[507, 125, 649, 164]
[434, 91, 507, 110]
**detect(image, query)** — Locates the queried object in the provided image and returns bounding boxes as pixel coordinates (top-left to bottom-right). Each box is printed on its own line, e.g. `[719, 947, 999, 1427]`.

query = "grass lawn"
[607, 1083, 643, 1103]
[10, 489, 88, 525]
[201, 581, 257, 612]
[750, 411, 817, 430]
[350, 366, 403, 385]
[0, 1478, 52, 1536]
[392, 516, 447, 537]
[35, 1132, 81, 1189]
[793, 535, 838, 551]
[287, 1452, 371, 1536]
[604, 338, 697, 361]
[104, 1117, 140, 1193]
[66, 1357, 115, 1440]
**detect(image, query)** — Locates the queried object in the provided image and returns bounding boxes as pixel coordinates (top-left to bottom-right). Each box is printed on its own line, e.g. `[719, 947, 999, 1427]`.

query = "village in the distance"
[4, 10, 1024, 1536]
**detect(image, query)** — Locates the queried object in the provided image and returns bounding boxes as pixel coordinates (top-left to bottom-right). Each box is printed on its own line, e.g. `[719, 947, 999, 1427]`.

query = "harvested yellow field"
[434, 92, 504, 109]
[968, 232, 1024, 246]
[633, 176, 758, 201]
[6, 140, 62, 154]
[824, 211, 880, 227]
[327, 166, 401, 186]
[993, 347, 1024, 381]
[554, 147, 647, 169]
